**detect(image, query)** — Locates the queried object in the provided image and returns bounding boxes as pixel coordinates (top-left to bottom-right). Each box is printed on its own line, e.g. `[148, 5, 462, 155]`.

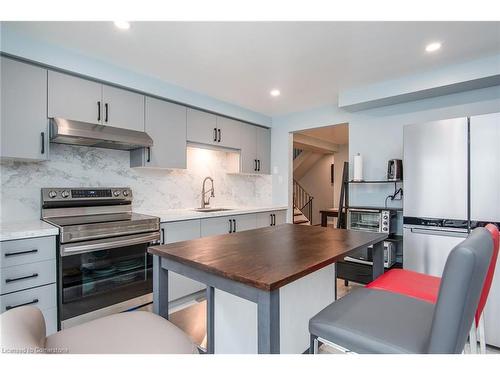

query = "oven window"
[349, 211, 380, 232]
[60, 243, 152, 320]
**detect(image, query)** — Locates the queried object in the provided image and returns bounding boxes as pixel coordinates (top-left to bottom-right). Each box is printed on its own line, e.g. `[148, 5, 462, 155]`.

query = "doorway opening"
[291, 123, 349, 226]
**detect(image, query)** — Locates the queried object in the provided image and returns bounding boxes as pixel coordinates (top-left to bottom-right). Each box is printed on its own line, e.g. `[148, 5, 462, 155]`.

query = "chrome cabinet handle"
[6, 299, 39, 311]
[5, 273, 38, 283]
[4, 249, 38, 257]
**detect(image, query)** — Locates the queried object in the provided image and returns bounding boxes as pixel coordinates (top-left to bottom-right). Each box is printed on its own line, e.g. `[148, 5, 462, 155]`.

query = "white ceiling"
[4, 21, 500, 116]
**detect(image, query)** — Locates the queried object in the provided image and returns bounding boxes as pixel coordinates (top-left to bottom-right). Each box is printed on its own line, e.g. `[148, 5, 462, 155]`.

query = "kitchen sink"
[193, 208, 234, 213]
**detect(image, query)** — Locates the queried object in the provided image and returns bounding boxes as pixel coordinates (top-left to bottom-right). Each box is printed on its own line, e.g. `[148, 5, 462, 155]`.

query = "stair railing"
[293, 179, 314, 223]
[293, 148, 303, 160]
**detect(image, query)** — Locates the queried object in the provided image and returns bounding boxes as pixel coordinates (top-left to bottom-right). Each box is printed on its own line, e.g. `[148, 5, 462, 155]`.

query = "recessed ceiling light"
[270, 89, 281, 97]
[114, 21, 131, 30]
[425, 42, 442, 53]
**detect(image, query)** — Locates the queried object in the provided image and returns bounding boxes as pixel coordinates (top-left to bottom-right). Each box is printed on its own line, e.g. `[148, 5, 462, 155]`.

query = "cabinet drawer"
[0, 283, 56, 313]
[336, 261, 373, 285]
[0, 259, 56, 295]
[43, 307, 58, 335]
[1, 236, 56, 268]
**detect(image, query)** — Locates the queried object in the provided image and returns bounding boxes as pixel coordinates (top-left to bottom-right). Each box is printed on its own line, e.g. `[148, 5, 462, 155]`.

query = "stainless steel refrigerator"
[403, 112, 500, 347]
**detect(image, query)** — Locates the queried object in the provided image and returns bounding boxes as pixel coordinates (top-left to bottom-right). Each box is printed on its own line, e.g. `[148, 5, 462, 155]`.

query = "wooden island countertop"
[148, 224, 387, 291]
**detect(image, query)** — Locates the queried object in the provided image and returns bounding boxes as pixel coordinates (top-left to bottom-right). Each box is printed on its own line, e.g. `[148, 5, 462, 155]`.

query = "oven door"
[58, 232, 160, 326]
[347, 209, 382, 233]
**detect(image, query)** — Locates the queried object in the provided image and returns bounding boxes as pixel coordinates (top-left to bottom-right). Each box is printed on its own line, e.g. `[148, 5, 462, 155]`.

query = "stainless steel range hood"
[49, 118, 153, 151]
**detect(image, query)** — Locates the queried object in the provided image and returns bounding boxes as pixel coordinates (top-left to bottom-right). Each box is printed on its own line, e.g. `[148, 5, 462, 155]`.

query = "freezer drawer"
[403, 226, 467, 277]
[403, 118, 468, 221]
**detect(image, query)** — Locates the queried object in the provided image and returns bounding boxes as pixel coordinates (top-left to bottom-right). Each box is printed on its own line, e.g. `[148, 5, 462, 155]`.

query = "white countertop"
[0, 220, 59, 242]
[137, 206, 289, 223]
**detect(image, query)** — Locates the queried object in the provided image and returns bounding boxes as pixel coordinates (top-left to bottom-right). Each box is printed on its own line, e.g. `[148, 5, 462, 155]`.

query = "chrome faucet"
[201, 177, 215, 208]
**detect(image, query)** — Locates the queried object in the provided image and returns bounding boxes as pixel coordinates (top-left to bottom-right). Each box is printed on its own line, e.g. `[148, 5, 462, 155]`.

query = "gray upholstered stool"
[309, 227, 493, 354]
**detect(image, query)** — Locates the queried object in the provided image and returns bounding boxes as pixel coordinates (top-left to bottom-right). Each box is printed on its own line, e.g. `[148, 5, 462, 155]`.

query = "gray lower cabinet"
[1, 57, 48, 161]
[48, 70, 103, 124]
[48, 71, 145, 131]
[0, 235, 57, 334]
[240, 125, 271, 174]
[131, 97, 187, 169]
[101, 84, 144, 132]
[256, 210, 287, 228]
[200, 214, 257, 237]
[161, 220, 205, 301]
[187, 108, 218, 145]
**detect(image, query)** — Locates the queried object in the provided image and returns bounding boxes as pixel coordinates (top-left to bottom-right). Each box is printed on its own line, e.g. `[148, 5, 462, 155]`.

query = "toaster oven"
[347, 208, 397, 234]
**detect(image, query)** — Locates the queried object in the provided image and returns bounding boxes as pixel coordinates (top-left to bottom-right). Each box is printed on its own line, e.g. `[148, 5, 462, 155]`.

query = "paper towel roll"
[353, 153, 363, 181]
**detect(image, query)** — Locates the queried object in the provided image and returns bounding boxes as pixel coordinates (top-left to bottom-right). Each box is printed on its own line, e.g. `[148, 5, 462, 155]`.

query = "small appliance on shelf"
[387, 159, 403, 181]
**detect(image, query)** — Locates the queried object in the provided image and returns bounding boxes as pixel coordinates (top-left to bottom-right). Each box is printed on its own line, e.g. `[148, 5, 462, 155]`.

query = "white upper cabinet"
[240, 125, 271, 174]
[1, 58, 48, 161]
[186, 109, 243, 150]
[240, 124, 258, 173]
[48, 71, 102, 124]
[216, 116, 242, 150]
[186, 108, 218, 145]
[131, 97, 187, 169]
[48, 71, 144, 131]
[101, 84, 144, 131]
[256, 126, 271, 174]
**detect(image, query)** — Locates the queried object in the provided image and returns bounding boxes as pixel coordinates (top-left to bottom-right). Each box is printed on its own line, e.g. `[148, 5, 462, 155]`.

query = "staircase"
[293, 179, 313, 225]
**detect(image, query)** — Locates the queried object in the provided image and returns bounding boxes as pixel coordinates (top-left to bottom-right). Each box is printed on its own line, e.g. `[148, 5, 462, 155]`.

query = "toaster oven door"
[347, 210, 381, 233]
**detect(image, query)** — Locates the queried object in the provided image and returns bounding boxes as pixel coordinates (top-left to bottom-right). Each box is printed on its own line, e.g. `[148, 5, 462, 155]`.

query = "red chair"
[366, 223, 499, 354]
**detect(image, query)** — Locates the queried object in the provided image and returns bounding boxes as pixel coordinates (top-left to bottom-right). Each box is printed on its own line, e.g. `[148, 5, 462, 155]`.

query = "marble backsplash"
[0, 144, 272, 222]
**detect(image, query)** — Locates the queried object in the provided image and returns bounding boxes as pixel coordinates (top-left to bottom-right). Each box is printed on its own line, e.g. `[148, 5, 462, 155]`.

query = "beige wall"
[298, 154, 335, 225]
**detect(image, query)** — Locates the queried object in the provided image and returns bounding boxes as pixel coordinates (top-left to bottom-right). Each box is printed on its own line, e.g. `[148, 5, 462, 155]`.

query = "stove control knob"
[122, 190, 129, 197]
[113, 190, 121, 197]
[61, 190, 70, 198]
[48, 190, 57, 199]
[383, 221, 388, 226]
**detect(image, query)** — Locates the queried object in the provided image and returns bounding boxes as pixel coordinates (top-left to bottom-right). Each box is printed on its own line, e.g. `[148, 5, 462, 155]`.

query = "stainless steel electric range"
[41, 187, 160, 329]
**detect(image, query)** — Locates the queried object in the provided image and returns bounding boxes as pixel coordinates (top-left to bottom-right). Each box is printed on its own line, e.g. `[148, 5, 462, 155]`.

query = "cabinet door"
[256, 212, 274, 228]
[1, 58, 48, 161]
[256, 127, 271, 174]
[161, 220, 205, 301]
[186, 108, 218, 145]
[274, 210, 287, 225]
[233, 214, 257, 232]
[217, 116, 242, 149]
[256, 211, 287, 228]
[240, 124, 258, 173]
[48, 71, 102, 124]
[131, 97, 187, 169]
[102, 84, 144, 131]
[201, 216, 234, 237]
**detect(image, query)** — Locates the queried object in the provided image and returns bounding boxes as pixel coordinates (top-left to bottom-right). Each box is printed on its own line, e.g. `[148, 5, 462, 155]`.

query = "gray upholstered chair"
[1, 306, 199, 354]
[309, 227, 493, 354]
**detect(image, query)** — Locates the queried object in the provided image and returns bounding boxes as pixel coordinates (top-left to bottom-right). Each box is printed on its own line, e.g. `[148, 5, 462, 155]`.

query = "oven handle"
[60, 232, 160, 256]
[347, 209, 381, 213]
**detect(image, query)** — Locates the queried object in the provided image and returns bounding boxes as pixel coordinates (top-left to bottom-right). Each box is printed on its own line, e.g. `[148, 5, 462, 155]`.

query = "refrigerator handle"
[410, 228, 468, 238]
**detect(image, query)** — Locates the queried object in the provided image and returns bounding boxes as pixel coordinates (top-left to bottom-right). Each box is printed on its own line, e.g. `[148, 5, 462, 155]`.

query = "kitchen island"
[149, 224, 387, 354]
